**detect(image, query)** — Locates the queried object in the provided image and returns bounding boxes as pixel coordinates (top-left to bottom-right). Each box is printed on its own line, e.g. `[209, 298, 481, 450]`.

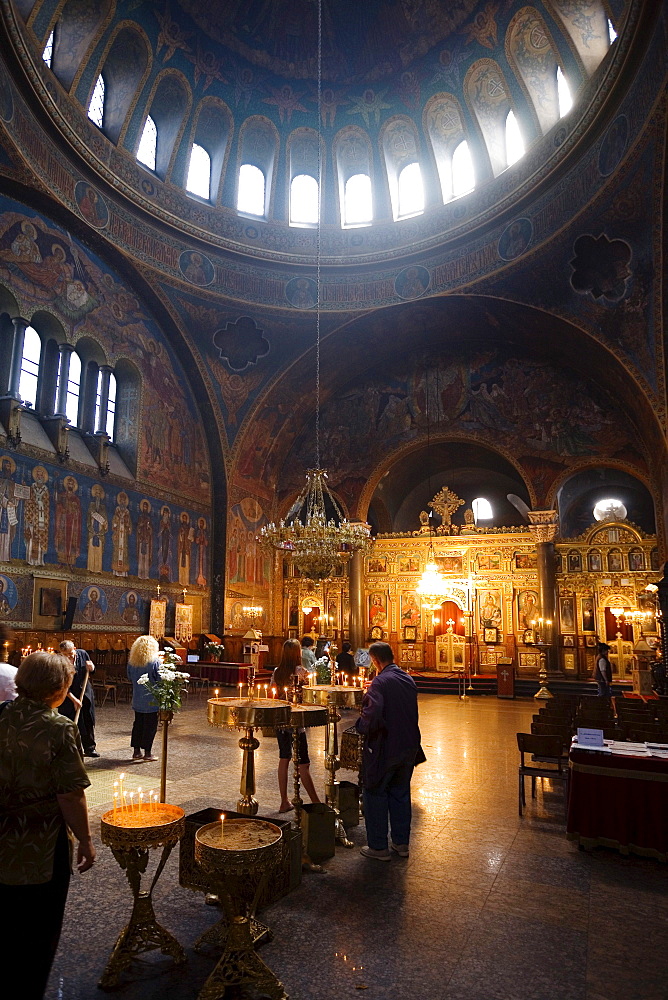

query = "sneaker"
[360, 846, 391, 862]
[143, 754, 158, 762]
[390, 843, 409, 858]
[129, 754, 143, 763]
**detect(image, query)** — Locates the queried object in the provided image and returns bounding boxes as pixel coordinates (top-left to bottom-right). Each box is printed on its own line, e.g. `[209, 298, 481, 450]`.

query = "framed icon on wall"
[403, 625, 417, 642]
[483, 627, 498, 644]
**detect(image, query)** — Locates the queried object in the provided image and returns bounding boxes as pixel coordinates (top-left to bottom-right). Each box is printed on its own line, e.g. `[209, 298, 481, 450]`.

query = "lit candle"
[264, 684, 268, 698]
[272, 687, 277, 699]
[284, 686, 289, 700]
[129, 791, 135, 814]
[214, 688, 219, 699]
[138, 787, 143, 816]
[256, 684, 261, 697]
[238, 682, 243, 698]
[119, 773, 126, 810]
[149, 789, 154, 813]
[113, 792, 118, 821]
[220, 812, 225, 845]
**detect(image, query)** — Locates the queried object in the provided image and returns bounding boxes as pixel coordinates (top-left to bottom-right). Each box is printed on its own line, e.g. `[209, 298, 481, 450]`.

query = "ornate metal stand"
[208, 697, 291, 815]
[158, 709, 173, 802]
[98, 805, 186, 990]
[302, 685, 362, 848]
[195, 819, 287, 1000]
[287, 703, 328, 871]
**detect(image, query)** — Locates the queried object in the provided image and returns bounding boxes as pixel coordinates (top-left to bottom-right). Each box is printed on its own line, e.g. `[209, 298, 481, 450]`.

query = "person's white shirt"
[0, 663, 17, 701]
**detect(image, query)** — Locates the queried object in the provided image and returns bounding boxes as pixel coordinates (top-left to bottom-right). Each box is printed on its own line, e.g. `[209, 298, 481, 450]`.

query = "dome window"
[137, 115, 157, 171]
[557, 67, 573, 117]
[452, 140, 475, 198]
[42, 29, 54, 68]
[56, 349, 82, 426]
[343, 173, 372, 227]
[505, 110, 524, 167]
[397, 162, 424, 219]
[238, 164, 266, 217]
[186, 143, 211, 200]
[95, 369, 116, 438]
[472, 497, 493, 523]
[290, 174, 319, 226]
[88, 74, 105, 128]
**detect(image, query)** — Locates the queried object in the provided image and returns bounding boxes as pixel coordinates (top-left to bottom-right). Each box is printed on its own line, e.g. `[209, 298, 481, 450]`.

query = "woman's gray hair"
[128, 634, 160, 668]
[16, 651, 74, 702]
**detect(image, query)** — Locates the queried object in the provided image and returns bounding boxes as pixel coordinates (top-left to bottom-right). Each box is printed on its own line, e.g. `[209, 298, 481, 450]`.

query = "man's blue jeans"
[363, 752, 415, 850]
[596, 680, 612, 697]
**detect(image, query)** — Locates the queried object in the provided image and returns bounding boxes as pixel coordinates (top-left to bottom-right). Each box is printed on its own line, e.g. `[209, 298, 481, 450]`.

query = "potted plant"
[204, 640, 225, 663]
[137, 648, 190, 801]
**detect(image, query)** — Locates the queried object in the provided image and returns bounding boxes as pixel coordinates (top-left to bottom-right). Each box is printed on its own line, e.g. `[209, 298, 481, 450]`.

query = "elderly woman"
[0, 650, 95, 999]
[127, 634, 161, 763]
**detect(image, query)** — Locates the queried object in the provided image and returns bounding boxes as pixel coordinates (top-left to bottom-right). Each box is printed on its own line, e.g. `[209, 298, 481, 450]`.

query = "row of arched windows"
[39, 11, 617, 228]
[15, 324, 119, 440]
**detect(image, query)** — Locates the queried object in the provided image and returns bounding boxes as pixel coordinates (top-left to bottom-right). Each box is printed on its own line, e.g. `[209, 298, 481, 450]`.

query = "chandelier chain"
[315, 0, 322, 471]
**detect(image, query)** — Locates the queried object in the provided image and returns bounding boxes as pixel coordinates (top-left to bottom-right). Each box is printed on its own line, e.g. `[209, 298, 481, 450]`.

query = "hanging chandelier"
[242, 604, 264, 620]
[258, 0, 370, 583]
[416, 547, 449, 610]
[260, 469, 370, 582]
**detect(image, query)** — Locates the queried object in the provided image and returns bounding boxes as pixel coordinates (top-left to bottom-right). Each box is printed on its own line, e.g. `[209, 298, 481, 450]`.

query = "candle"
[129, 791, 135, 814]
[137, 788, 143, 816]
[238, 682, 243, 698]
[264, 684, 268, 698]
[220, 812, 225, 845]
[119, 773, 126, 810]
[284, 686, 289, 700]
[113, 792, 118, 821]
[272, 687, 277, 699]
[214, 688, 219, 699]
[149, 789, 154, 812]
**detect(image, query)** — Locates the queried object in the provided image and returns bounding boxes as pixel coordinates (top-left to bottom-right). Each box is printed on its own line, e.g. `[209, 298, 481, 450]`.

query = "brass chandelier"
[259, 0, 370, 582]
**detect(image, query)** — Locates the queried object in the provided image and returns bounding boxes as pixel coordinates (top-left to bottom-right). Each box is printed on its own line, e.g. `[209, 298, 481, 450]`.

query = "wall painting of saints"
[369, 593, 388, 630]
[479, 590, 503, 632]
[400, 592, 420, 627]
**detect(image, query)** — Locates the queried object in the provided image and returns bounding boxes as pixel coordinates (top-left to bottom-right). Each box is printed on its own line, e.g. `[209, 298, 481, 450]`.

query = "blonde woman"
[127, 635, 161, 763]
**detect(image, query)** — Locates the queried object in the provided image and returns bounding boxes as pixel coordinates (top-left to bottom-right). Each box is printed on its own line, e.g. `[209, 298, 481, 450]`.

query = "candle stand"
[286, 703, 328, 870]
[195, 818, 287, 1000]
[301, 685, 362, 848]
[98, 804, 186, 990]
[207, 697, 291, 815]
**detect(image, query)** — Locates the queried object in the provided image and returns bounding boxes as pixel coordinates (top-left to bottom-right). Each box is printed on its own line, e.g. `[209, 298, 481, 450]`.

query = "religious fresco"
[279, 346, 643, 513]
[225, 497, 272, 629]
[368, 593, 388, 630]
[0, 451, 210, 625]
[0, 196, 211, 504]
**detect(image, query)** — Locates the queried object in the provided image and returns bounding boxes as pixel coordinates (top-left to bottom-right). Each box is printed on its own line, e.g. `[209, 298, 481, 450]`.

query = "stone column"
[349, 549, 365, 650]
[55, 343, 74, 418]
[96, 365, 113, 433]
[7, 317, 28, 399]
[528, 510, 559, 674]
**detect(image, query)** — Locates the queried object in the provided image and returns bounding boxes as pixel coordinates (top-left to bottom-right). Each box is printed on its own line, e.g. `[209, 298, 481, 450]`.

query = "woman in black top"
[336, 641, 357, 680]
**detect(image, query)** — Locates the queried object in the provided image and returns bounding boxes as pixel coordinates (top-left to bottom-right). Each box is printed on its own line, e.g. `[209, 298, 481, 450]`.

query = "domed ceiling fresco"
[176, 0, 481, 83]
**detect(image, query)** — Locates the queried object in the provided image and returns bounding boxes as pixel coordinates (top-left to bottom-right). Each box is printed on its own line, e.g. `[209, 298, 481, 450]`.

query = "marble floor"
[46, 692, 668, 1000]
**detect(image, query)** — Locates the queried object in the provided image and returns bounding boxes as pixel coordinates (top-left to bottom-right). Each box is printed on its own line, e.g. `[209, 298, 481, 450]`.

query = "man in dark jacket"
[356, 641, 420, 861]
[58, 640, 99, 756]
[594, 642, 613, 698]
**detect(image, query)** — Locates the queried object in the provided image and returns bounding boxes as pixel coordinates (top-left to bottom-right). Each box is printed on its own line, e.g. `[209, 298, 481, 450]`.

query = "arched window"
[593, 498, 627, 521]
[56, 350, 81, 425]
[137, 116, 157, 171]
[238, 163, 266, 216]
[42, 29, 54, 68]
[88, 75, 105, 128]
[556, 67, 573, 117]
[290, 173, 319, 226]
[95, 369, 116, 438]
[18, 325, 41, 408]
[397, 162, 424, 218]
[344, 173, 372, 226]
[472, 497, 493, 523]
[607, 19, 617, 44]
[452, 140, 474, 198]
[505, 110, 524, 167]
[186, 143, 211, 199]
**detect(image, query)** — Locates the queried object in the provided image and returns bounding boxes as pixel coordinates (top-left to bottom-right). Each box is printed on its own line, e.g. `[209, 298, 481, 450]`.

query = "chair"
[517, 733, 569, 817]
[91, 667, 117, 707]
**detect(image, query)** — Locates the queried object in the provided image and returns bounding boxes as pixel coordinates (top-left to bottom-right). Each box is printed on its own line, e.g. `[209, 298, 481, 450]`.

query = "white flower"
[137, 673, 149, 686]
[175, 671, 190, 680]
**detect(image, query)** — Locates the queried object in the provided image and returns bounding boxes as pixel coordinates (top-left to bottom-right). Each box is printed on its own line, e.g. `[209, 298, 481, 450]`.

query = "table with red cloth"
[567, 748, 668, 861]
[197, 662, 251, 686]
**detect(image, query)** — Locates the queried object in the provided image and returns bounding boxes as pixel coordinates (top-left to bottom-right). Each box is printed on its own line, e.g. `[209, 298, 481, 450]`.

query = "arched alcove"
[555, 467, 656, 537]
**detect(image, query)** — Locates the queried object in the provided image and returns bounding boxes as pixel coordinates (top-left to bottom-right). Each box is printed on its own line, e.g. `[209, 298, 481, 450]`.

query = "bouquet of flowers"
[138, 648, 190, 712]
[204, 641, 225, 662]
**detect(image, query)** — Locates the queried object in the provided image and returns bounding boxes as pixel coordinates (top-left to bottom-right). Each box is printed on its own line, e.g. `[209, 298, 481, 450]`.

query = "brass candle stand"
[98, 804, 186, 990]
[302, 685, 362, 848]
[287, 703, 328, 871]
[194, 818, 287, 1000]
[207, 697, 291, 815]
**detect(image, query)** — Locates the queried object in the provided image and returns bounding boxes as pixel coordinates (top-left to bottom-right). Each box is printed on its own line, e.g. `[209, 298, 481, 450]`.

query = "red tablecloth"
[567, 748, 668, 861]
[197, 662, 250, 685]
